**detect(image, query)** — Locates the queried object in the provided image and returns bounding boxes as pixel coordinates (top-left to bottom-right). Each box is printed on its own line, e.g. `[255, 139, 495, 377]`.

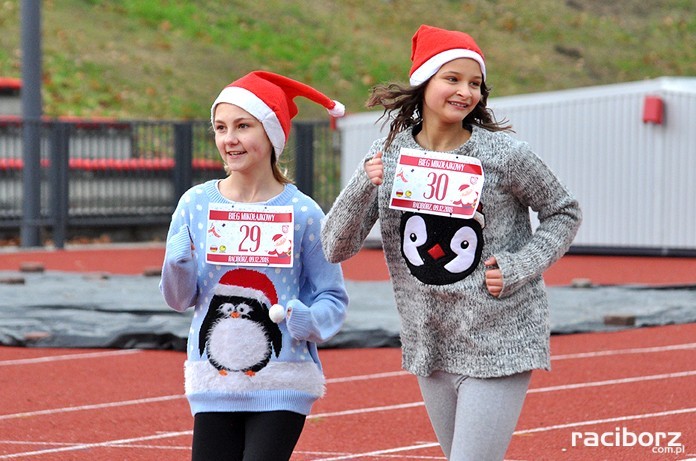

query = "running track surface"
[1, 246, 695, 460]
[0, 324, 694, 460]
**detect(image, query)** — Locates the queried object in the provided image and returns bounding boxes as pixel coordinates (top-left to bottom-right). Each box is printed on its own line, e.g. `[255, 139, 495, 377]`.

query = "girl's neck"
[415, 120, 471, 152]
[218, 172, 284, 203]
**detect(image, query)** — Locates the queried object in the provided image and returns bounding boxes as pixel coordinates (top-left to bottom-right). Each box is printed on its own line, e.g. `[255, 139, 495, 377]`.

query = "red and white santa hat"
[409, 25, 486, 86]
[211, 71, 345, 157]
[215, 268, 278, 307]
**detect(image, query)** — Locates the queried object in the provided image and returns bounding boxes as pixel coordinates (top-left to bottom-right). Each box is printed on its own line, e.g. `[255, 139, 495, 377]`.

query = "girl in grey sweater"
[321, 25, 581, 461]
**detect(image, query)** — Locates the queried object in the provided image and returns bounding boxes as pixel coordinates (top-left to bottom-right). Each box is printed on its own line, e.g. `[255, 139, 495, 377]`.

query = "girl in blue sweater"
[160, 71, 348, 461]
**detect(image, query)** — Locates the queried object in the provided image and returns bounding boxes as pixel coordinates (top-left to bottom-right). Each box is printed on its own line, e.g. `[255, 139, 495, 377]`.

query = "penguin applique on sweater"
[399, 207, 485, 286]
[199, 268, 282, 377]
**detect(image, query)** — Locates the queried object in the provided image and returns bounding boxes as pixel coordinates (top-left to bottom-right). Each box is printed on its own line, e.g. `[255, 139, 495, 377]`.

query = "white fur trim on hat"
[214, 284, 271, 307]
[211, 86, 286, 157]
[410, 49, 487, 86]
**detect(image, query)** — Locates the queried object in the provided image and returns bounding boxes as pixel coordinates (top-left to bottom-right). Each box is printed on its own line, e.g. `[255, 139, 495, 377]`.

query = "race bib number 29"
[389, 148, 484, 219]
[205, 204, 294, 267]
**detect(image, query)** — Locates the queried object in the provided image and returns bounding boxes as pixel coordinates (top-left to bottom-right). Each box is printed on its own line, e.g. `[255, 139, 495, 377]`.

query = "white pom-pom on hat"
[327, 100, 345, 118]
[269, 304, 286, 324]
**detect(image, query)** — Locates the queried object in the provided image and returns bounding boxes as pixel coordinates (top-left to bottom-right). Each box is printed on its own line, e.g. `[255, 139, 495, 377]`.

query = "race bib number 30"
[205, 204, 294, 267]
[389, 148, 484, 219]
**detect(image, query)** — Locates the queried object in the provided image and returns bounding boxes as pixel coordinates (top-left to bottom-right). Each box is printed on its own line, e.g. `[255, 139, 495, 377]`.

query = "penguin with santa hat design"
[199, 268, 283, 377]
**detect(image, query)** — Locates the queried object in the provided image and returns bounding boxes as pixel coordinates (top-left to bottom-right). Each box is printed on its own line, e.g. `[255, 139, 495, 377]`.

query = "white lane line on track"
[0, 431, 191, 459]
[551, 342, 696, 361]
[326, 370, 410, 383]
[324, 343, 696, 384]
[515, 406, 696, 435]
[0, 395, 183, 421]
[305, 368, 696, 420]
[1, 369, 695, 422]
[1, 342, 691, 369]
[1, 406, 694, 459]
[528, 370, 696, 393]
[303, 408, 696, 460]
[306, 408, 696, 461]
[0, 342, 692, 458]
[0, 349, 142, 366]
[308, 402, 425, 419]
[309, 442, 442, 461]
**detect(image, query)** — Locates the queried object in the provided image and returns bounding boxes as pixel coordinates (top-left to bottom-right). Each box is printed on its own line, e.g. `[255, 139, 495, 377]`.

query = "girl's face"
[213, 103, 274, 175]
[422, 58, 483, 126]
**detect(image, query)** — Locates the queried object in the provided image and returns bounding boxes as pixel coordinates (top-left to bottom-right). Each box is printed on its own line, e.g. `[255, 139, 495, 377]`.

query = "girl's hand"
[364, 151, 384, 186]
[484, 256, 503, 298]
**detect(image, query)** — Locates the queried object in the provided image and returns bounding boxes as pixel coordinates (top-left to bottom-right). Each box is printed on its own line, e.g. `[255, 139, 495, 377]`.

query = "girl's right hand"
[484, 256, 503, 298]
[364, 151, 384, 186]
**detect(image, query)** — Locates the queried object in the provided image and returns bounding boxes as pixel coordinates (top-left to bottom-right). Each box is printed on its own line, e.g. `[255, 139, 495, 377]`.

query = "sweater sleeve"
[286, 211, 349, 344]
[159, 200, 199, 312]
[496, 143, 582, 297]
[320, 140, 382, 263]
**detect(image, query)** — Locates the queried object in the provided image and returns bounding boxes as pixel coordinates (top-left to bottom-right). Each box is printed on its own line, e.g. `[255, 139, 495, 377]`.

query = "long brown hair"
[271, 151, 293, 185]
[366, 79, 512, 151]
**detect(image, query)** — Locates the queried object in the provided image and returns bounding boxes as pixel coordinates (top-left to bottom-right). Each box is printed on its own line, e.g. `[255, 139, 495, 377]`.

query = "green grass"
[0, 0, 694, 120]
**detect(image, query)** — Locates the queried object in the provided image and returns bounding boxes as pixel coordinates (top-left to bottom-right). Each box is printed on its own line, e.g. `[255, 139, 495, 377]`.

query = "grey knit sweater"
[321, 126, 582, 378]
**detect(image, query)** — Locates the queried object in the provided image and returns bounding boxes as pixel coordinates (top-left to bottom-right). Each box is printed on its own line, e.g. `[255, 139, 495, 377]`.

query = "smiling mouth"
[449, 101, 469, 109]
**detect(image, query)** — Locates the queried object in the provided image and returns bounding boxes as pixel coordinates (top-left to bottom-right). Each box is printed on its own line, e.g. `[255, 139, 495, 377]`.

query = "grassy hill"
[0, 0, 694, 121]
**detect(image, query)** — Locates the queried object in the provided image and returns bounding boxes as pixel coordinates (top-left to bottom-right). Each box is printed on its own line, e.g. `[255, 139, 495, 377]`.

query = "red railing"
[0, 157, 220, 171]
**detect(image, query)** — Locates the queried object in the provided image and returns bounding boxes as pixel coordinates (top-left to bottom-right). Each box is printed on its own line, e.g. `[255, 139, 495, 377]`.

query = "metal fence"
[0, 118, 341, 247]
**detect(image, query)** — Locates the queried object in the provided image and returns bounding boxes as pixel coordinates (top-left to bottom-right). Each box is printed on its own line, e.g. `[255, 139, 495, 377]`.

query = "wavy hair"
[366, 80, 512, 151]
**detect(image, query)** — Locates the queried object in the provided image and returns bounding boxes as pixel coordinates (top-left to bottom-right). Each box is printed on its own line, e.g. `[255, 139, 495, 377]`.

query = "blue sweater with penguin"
[160, 180, 348, 416]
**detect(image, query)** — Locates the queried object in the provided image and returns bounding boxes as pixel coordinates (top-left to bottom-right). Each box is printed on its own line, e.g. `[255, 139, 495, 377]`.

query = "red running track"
[0, 323, 694, 460]
[1, 245, 695, 459]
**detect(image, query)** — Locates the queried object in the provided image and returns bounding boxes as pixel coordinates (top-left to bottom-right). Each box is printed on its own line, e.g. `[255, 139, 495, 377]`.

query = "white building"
[337, 77, 696, 255]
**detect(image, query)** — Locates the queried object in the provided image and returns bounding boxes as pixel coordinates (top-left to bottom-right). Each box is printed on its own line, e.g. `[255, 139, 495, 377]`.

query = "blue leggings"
[417, 370, 532, 461]
[191, 411, 306, 461]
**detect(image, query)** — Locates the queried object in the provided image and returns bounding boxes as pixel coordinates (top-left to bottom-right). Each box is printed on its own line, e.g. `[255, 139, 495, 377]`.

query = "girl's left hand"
[484, 256, 503, 298]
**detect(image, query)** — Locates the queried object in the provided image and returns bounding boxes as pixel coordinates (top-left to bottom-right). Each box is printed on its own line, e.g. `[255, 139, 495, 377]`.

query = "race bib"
[389, 147, 484, 219]
[205, 204, 294, 267]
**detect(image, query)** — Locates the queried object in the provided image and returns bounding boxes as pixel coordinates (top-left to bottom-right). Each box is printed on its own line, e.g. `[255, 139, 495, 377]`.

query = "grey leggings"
[417, 370, 532, 461]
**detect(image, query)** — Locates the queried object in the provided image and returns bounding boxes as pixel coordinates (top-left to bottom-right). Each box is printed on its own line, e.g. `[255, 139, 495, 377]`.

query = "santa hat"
[409, 25, 486, 86]
[214, 268, 278, 306]
[211, 71, 345, 157]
